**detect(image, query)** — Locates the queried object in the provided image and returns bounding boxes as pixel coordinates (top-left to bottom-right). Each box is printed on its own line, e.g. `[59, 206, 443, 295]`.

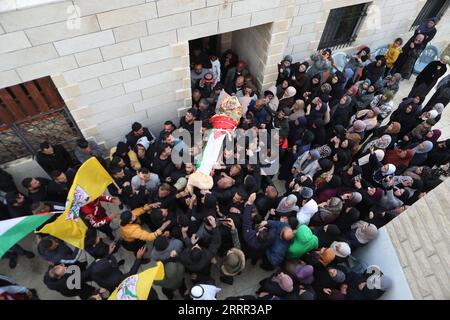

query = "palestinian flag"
[0, 213, 55, 258]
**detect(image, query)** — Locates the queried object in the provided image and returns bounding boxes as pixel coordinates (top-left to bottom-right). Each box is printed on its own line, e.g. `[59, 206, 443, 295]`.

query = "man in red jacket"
[81, 195, 120, 240]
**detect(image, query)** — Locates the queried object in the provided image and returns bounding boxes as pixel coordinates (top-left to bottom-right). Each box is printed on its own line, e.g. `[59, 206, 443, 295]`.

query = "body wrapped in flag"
[187, 90, 250, 193]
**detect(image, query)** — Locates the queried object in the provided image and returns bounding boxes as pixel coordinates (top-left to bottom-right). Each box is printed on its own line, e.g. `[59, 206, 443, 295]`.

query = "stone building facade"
[1, 0, 449, 152]
[0, 0, 449, 300]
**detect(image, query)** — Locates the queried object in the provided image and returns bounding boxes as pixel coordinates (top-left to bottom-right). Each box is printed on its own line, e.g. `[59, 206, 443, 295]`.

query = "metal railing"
[0, 107, 82, 165]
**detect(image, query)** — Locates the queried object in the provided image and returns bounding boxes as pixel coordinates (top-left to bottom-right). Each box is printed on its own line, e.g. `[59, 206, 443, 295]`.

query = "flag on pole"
[108, 262, 165, 300]
[0, 213, 55, 258]
[38, 157, 113, 249]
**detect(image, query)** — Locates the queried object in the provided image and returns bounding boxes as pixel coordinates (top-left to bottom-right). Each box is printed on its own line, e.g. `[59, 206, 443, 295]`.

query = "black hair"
[122, 185, 133, 197]
[159, 143, 172, 154]
[288, 216, 299, 230]
[5, 191, 21, 204]
[38, 237, 54, 252]
[50, 170, 63, 180]
[138, 167, 149, 174]
[236, 189, 249, 201]
[109, 156, 123, 168]
[40, 141, 51, 150]
[76, 139, 89, 149]
[164, 120, 175, 127]
[411, 178, 424, 190]
[394, 37, 403, 45]
[178, 214, 190, 227]
[109, 166, 123, 176]
[21, 177, 32, 189]
[202, 119, 213, 129]
[154, 236, 169, 251]
[186, 108, 197, 117]
[132, 122, 142, 132]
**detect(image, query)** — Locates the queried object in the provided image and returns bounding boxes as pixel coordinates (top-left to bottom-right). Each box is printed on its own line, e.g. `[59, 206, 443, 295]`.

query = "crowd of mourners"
[1, 17, 450, 301]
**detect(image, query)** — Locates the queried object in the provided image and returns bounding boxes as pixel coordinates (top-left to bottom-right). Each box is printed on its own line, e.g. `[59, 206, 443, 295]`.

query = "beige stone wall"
[0, 0, 295, 150]
[0, 0, 449, 151]
[231, 21, 291, 91]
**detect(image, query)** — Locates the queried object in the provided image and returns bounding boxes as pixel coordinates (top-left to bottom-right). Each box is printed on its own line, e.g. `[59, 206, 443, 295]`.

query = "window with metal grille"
[410, 0, 450, 30]
[318, 2, 370, 50]
[0, 76, 82, 165]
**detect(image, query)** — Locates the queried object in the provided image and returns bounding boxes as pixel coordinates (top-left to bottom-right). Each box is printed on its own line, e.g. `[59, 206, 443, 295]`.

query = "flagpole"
[112, 180, 121, 193]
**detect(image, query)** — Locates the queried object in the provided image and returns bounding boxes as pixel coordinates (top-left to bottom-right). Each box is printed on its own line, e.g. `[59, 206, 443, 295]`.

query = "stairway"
[386, 177, 450, 299]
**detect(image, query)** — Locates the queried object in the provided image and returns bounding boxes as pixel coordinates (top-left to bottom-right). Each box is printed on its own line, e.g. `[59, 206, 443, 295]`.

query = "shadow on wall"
[353, 228, 414, 300]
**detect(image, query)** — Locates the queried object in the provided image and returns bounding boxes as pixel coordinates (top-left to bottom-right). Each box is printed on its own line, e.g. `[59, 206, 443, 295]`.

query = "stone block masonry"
[0, 0, 448, 152]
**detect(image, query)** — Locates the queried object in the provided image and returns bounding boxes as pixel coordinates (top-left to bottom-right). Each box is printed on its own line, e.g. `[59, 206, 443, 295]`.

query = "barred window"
[410, 0, 450, 30]
[318, 2, 370, 50]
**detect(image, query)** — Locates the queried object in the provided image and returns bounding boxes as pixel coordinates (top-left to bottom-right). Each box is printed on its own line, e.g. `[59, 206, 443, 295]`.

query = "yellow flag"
[109, 262, 165, 300]
[38, 157, 113, 249]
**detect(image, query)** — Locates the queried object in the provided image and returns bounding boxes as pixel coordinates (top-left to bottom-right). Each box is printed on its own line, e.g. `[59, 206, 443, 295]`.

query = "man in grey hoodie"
[150, 236, 184, 263]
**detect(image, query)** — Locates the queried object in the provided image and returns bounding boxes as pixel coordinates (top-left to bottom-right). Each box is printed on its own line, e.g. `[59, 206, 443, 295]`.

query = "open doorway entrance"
[188, 23, 273, 102]
[189, 35, 222, 66]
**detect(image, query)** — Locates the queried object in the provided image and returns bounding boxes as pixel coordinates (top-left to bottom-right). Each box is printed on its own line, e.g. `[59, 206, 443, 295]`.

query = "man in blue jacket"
[241, 193, 276, 265]
[259, 219, 294, 271]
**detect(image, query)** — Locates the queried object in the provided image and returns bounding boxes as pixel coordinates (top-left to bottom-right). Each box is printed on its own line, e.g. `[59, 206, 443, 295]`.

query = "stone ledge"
[0, 0, 65, 13]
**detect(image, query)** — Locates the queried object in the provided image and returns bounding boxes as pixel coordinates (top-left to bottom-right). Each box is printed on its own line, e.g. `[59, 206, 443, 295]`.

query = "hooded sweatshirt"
[296, 199, 319, 225]
[150, 238, 184, 262]
[287, 225, 319, 259]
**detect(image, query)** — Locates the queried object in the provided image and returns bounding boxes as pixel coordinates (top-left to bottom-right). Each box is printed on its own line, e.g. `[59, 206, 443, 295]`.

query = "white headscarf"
[280, 86, 297, 100]
[296, 199, 318, 225]
[385, 164, 397, 176]
[358, 149, 385, 166]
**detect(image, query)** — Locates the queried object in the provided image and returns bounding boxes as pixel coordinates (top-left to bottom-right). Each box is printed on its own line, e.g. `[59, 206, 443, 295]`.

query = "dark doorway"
[189, 35, 221, 66]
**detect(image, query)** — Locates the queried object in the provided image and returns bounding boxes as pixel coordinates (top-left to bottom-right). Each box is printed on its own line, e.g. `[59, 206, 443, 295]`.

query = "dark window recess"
[318, 2, 370, 50]
[410, 0, 450, 30]
[0, 76, 82, 165]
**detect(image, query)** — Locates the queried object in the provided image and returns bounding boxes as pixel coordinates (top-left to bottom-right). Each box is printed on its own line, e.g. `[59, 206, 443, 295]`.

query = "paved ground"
[1, 68, 448, 300]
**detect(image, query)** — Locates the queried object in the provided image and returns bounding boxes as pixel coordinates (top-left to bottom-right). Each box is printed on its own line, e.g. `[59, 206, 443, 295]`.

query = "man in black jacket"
[87, 247, 146, 292]
[179, 216, 221, 284]
[37, 236, 81, 266]
[36, 141, 74, 174]
[0, 168, 17, 193]
[44, 264, 95, 299]
[6, 191, 31, 218]
[255, 185, 279, 217]
[125, 122, 155, 148]
[107, 166, 134, 198]
[46, 170, 72, 203]
[21, 177, 51, 204]
[213, 186, 247, 216]
[84, 229, 121, 260]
